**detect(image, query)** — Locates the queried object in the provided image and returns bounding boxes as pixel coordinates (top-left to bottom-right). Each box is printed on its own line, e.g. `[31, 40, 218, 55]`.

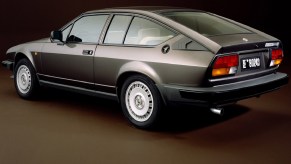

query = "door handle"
[82, 50, 93, 55]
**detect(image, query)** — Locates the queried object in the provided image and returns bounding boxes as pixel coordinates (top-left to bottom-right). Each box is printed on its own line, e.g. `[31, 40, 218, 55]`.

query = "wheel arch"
[116, 72, 151, 99]
[14, 52, 36, 70]
[116, 62, 166, 105]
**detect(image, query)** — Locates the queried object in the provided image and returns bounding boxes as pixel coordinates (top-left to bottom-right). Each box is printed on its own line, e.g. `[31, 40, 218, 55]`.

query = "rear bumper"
[2, 60, 14, 71]
[157, 72, 289, 107]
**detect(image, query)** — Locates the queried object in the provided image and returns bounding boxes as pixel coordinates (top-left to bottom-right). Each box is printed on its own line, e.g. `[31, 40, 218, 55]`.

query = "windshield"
[161, 12, 252, 36]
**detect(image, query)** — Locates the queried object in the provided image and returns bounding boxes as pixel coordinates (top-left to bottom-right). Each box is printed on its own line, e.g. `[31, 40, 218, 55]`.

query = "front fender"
[7, 43, 44, 72]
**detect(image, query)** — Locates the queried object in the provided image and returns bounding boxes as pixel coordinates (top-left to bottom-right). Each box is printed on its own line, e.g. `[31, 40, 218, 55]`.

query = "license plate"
[241, 57, 261, 71]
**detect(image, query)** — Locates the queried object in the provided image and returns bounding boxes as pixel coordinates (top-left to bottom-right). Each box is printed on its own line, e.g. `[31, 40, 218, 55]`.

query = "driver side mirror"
[50, 31, 63, 42]
[66, 35, 82, 43]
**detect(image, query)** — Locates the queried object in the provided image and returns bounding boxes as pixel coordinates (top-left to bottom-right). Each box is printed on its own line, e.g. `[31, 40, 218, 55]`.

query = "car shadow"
[34, 87, 122, 115]
[155, 104, 250, 133]
[35, 87, 250, 133]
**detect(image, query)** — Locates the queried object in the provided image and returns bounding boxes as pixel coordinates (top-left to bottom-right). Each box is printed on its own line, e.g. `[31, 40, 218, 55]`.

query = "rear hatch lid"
[208, 33, 274, 48]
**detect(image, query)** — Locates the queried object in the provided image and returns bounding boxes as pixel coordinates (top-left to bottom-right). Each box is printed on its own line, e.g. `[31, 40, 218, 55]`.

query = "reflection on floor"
[0, 62, 290, 163]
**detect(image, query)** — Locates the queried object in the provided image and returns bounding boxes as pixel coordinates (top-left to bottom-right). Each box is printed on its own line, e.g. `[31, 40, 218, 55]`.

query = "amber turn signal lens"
[212, 68, 230, 77]
[275, 59, 283, 65]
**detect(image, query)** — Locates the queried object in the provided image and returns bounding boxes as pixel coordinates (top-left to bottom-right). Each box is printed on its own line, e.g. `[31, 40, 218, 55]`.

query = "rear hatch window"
[161, 12, 252, 37]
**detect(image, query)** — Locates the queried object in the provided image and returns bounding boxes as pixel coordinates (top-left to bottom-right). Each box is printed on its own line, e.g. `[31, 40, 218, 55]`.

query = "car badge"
[265, 42, 279, 47]
[162, 45, 170, 54]
[242, 38, 248, 42]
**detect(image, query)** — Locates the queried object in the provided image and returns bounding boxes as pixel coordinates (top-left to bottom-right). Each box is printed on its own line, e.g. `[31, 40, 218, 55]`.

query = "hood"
[6, 37, 50, 54]
[27, 37, 51, 43]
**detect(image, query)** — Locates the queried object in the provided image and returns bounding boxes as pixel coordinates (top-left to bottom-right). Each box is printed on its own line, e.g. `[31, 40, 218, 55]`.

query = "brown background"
[0, 0, 290, 61]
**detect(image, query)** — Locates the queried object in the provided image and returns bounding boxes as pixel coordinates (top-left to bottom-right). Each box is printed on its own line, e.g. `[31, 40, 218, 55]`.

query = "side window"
[104, 15, 132, 44]
[62, 24, 72, 42]
[124, 17, 175, 46]
[69, 15, 108, 43]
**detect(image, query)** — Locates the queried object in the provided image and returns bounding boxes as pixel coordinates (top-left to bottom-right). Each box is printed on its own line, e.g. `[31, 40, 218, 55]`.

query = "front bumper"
[157, 72, 289, 108]
[2, 60, 14, 71]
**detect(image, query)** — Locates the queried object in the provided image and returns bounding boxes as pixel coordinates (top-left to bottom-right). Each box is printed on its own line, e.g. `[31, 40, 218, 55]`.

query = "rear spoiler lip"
[216, 41, 282, 54]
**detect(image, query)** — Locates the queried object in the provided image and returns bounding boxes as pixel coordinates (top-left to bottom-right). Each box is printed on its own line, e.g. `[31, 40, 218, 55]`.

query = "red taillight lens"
[213, 54, 239, 69]
[212, 54, 239, 77]
[270, 49, 283, 67]
[272, 49, 283, 60]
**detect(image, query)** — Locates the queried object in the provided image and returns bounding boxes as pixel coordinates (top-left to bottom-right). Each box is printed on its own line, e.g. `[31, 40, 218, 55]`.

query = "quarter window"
[124, 17, 175, 46]
[104, 15, 132, 44]
[69, 15, 108, 43]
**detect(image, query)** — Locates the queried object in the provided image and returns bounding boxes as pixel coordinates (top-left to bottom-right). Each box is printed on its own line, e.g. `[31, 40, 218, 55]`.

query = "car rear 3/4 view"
[1, 7, 289, 129]
[161, 11, 288, 110]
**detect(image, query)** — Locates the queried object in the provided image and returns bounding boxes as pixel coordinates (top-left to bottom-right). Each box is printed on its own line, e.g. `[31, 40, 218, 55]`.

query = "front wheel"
[14, 58, 39, 99]
[120, 75, 163, 129]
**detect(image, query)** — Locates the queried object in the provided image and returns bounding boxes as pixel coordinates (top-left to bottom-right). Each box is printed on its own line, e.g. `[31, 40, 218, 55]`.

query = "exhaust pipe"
[210, 107, 224, 116]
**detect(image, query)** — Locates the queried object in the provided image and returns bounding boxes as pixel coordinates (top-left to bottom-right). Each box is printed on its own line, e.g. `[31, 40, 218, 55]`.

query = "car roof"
[82, 6, 220, 53]
[85, 6, 202, 14]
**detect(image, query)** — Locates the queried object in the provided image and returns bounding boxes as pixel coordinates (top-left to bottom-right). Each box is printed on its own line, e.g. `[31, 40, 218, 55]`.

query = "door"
[41, 14, 109, 87]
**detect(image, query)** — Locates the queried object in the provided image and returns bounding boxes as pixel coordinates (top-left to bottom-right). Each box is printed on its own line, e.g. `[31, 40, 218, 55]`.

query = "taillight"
[212, 54, 239, 77]
[270, 49, 283, 67]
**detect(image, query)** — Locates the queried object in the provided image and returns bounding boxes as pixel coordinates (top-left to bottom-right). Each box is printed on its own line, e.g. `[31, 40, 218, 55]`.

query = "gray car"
[2, 7, 289, 128]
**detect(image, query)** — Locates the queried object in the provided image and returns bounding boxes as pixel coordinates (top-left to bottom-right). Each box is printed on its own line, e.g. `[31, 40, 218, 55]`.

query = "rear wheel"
[120, 75, 163, 129]
[14, 58, 39, 99]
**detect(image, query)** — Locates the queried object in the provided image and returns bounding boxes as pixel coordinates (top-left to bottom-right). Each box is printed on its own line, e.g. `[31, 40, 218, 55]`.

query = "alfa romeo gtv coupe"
[2, 7, 288, 128]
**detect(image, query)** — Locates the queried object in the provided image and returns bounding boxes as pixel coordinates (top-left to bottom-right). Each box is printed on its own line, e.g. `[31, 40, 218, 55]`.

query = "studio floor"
[0, 61, 291, 164]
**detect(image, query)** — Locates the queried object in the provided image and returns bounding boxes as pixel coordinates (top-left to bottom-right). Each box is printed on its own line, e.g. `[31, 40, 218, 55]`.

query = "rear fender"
[117, 61, 162, 84]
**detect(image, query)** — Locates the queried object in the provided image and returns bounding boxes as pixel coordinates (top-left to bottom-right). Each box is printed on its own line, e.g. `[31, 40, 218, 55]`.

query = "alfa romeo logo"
[162, 45, 170, 54]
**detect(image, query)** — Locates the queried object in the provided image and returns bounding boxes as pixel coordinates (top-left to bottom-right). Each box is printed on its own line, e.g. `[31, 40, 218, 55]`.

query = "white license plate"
[241, 57, 261, 71]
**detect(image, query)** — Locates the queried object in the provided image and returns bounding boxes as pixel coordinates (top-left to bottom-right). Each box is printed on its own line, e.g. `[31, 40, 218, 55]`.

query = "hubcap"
[125, 81, 154, 122]
[16, 65, 31, 94]
[134, 94, 145, 110]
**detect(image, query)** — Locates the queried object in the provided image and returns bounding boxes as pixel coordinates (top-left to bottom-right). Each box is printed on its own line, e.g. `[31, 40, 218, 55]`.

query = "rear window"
[161, 12, 251, 36]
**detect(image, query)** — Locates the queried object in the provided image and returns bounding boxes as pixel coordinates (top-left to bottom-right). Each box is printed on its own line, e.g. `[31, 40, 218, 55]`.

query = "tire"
[120, 75, 163, 129]
[14, 58, 39, 99]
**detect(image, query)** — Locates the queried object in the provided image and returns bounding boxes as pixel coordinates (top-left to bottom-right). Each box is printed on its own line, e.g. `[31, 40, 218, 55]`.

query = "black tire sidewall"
[14, 59, 38, 99]
[120, 75, 162, 129]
